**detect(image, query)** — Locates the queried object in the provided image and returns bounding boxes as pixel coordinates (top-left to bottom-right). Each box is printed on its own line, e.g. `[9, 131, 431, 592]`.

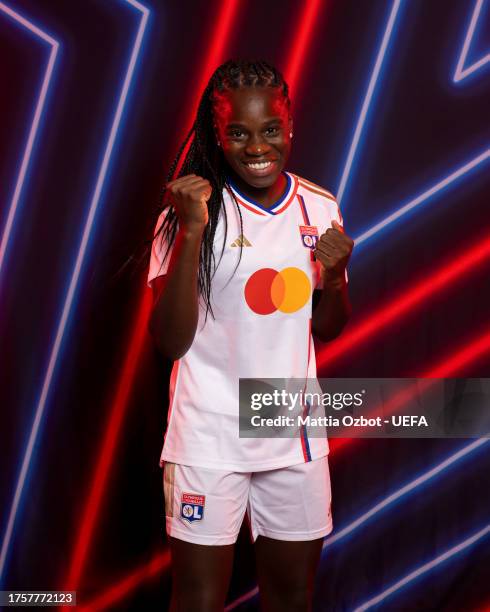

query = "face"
[213, 86, 293, 191]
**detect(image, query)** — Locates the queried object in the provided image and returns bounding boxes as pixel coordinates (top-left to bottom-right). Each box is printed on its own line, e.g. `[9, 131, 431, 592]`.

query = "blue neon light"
[0, 0, 150, 585]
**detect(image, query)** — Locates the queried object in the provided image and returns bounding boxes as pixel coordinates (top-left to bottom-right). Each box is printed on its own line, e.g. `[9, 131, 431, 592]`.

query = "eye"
[265, 126, 280, 136]
[230, 129, 244, 138]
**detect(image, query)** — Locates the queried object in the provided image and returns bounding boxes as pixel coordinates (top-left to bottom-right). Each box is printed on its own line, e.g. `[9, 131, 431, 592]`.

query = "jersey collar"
[226, 171, 298, 216]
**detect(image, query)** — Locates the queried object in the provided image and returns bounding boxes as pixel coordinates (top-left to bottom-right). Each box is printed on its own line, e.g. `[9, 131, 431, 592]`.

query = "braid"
[147, 59, 291, 321]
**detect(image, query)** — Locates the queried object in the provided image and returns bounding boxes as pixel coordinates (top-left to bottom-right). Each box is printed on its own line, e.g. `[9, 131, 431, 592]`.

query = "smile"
[242, 160, 279, 176]
[245, 161, 273, 169]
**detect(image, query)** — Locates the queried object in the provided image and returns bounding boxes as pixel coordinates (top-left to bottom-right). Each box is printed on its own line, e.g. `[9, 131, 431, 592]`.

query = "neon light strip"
[354, 148, 490, 248]
[78, 551, 171, 612]
[328, 327, 490, 458]
[0, 0, 150, 585]
[227, 3, 490, 607]
[63, 0, 240, 592]
[69, 0, 489, 606]
[286, 0, 323, 97]
[336, 0, 403, 205]
[0, 2, 60, 583]
[424, 330, 490, 378]
[65, 0, 329, 600]
[325, 439, 488, 546]
[0, 2, 59, 281]
[454, 0, 490, 82]
[181, 0, 242, 141]
[225, 587, 259, 612]
[353, 523, 490, 611]
[235, 4, 490, 607]
[337, 0, 489, 223]
[225, 439, 489, 610]
[317, 233, 490, 370]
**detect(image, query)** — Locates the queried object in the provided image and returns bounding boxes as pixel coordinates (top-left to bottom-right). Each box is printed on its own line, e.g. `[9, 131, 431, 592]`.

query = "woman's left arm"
[311, 220, 354, 342]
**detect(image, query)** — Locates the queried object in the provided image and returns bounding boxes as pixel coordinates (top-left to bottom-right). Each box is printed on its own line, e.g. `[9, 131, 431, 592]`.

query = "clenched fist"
[314, 220, 354, 286]
[166, 174, 212, 231]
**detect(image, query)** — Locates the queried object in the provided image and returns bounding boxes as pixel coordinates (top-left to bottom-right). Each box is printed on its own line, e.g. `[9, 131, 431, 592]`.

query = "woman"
[147, 59, 353, 611]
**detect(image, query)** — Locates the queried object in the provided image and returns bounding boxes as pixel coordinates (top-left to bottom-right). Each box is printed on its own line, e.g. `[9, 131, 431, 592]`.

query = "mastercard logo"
[244, 267, 311, 315]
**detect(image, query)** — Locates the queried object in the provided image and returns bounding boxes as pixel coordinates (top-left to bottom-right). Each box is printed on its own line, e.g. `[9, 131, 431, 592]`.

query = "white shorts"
[162, 455, 333, 546]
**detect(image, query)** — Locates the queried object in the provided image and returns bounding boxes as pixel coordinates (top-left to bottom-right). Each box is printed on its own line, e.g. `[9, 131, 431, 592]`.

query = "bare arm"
[148, 174, 211, 360]
[311, 279, 351, 342]
[311, 219, 354, 342]
[149, 226, 204, 360]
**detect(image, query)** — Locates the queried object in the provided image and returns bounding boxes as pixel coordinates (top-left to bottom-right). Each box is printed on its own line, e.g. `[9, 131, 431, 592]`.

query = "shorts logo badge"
[299, 225, 319, 250]
[181, 492, 205, 522]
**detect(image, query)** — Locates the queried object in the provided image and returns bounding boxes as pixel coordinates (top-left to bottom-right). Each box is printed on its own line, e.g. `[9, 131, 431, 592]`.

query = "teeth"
[246, 161, 272, 170]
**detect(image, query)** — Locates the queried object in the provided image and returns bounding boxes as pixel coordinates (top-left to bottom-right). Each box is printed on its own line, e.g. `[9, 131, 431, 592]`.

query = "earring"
[289, 132, 293, 138]
[214, 125, 221, 146]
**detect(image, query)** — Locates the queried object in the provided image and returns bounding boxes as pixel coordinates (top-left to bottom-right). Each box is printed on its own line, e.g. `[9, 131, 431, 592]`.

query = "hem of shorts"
[167, 527, 238, 546]
[159, 448, 329, 472]
[252, 520, 333, 543]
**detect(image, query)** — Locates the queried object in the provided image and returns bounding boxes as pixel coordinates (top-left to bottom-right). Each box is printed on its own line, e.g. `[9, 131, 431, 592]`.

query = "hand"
[166, 174, 212, 231]
[314, 220, 354, 286]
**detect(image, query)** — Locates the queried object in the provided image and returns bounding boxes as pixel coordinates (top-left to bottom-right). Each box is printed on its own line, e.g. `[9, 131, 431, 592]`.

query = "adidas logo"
[230, 234, 252, 247]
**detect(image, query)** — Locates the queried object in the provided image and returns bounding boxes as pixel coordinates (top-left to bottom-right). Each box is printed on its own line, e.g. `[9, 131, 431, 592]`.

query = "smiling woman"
[213, 86, 293, 201]
[146, 59, 353, 611]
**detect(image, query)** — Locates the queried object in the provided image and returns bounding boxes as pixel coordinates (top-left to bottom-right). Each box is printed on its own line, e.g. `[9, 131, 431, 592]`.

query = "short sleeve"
[147, 208, 175, 288]
[314, 198, 349, 289]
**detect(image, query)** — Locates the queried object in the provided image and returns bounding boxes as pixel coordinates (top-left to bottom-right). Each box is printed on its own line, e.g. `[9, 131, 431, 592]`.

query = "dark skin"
[150, 87, 353, 611]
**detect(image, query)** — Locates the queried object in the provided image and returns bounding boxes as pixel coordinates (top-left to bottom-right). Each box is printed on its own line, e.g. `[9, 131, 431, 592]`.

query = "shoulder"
[292, 173, 337, 202]
[289, 172, 343, 222]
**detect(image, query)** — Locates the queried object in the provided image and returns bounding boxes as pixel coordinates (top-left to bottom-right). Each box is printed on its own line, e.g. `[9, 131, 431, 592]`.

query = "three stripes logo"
[230, 234, 252, 247]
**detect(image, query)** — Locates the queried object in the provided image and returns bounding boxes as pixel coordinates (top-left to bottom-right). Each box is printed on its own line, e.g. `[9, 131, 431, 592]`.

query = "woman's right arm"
[148, 174, 211, 360]
[149, 225, 204, 360]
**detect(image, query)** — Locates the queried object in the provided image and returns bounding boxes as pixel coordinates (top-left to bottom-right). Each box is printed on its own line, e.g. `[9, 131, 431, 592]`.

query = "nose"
[245, 134, 271, 156]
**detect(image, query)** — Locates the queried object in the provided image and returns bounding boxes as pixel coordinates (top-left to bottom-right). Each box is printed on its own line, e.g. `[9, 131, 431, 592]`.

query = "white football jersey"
[147, 171, 345, 471]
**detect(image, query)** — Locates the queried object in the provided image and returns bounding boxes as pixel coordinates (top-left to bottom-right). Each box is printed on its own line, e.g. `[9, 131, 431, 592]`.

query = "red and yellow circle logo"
[244, 267, 311, 315]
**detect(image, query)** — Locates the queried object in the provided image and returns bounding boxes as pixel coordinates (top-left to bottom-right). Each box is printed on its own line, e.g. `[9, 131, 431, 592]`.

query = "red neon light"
[72, 328, 490, 610]
[63, 0, 241, 593]
[424, 329, 490, 378]
[317, 234, 490, 371]
[78, 550, 170, 612]
[64, 0, 330, 604]
[330, 328, 490, 454]
[285, 0, 324, 96]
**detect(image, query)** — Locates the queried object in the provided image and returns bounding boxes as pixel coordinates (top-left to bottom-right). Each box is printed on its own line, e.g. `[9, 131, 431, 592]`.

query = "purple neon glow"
[224, 439, 489, 610]
[0, 2, 59, 281]
[353, 148, 490, 246]
[226, 0, 490, 604]
[0, 0, 150, 584]
[324, 439, 488, 546]
[0, 1, 60, 581]
[454, 0, 490, 83]
[336, 0, 403, 206]
[353, 523, 490, 611]
[337, 0, 489, 229]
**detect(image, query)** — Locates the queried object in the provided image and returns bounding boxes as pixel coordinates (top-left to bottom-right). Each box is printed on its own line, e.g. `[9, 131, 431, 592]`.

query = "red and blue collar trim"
[226, 171, 298, 216]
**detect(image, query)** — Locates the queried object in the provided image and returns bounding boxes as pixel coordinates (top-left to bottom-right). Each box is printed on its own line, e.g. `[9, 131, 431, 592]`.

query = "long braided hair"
[149, 59, 290, 319]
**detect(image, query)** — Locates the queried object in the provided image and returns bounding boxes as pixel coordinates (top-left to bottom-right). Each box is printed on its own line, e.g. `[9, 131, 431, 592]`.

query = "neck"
[229, 171, 287, 208]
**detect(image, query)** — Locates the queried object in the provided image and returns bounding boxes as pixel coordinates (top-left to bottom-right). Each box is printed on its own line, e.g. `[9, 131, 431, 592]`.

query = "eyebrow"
[225, 118, 283, 129]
